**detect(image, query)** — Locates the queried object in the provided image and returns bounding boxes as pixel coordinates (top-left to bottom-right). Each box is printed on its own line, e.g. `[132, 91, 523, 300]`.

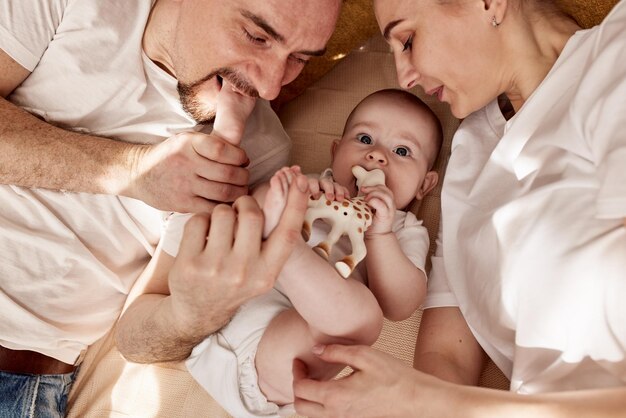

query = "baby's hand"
[308, 175, 350, 202]
[361, 184, 396, 235]
[213, 81, 257, 145]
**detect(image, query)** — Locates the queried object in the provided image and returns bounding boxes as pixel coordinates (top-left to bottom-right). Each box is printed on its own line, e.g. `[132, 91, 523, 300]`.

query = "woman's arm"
[293, 344, 626, 418]
[414, 307, 486, 385]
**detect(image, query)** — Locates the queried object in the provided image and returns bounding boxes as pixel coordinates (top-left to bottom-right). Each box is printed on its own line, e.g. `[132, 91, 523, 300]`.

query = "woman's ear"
[415, 171, 439, 200]
[483, 0, 508, 26]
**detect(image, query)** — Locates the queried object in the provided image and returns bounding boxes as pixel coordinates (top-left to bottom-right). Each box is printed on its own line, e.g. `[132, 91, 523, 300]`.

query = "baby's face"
[331, 93, 438, 209]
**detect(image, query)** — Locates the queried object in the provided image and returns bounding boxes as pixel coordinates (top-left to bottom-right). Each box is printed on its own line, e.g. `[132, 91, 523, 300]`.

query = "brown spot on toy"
[303, 166, 386, 278]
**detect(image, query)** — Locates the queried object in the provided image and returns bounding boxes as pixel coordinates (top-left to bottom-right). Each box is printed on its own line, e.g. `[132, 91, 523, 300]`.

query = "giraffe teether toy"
[303, 166, 385, 278]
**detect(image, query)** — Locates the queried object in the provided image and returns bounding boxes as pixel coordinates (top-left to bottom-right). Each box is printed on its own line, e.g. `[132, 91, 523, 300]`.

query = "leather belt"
[0, 345, 76, 375]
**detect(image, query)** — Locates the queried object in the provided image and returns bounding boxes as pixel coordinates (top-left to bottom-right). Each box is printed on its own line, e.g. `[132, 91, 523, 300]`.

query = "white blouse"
[425, 1, 626, 394]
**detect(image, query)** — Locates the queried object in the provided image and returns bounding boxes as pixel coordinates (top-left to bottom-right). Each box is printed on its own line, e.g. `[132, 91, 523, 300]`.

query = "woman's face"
[374, 0, 504, 118]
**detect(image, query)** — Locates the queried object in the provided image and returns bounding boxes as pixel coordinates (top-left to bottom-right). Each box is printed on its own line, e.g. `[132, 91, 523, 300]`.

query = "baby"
[186, 89, 442, 417]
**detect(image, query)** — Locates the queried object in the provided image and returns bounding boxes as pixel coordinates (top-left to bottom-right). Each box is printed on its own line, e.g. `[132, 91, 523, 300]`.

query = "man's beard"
[177, 67, 259, 124]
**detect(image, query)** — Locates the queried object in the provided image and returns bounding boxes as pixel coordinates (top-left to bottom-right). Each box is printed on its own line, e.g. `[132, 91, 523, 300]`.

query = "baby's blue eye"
[357, 134, 372, 144]
[393, 146, 410, 157]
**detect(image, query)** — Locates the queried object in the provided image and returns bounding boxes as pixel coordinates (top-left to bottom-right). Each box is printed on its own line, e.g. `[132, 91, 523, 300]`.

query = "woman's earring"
[492, 16, 500, 27]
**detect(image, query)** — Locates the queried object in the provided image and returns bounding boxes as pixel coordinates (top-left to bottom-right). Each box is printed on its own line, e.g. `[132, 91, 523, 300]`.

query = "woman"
[292, 0, 626, 416]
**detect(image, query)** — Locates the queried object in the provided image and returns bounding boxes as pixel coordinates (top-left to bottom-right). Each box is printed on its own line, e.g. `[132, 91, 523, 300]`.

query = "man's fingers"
[262, 174, 309, 269]
[232, 195, 264, 256]
[192, 134, 248, 166]
[205, 204, 236, 257]
[185, 196, 218, 214]
[177, 214, 210, 256]
[191, 177, 248, 203]
[194, 159, 249, 186]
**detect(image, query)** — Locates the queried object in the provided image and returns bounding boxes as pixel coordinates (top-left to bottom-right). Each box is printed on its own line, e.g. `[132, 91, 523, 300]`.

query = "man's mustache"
[201, 68, 259, 98]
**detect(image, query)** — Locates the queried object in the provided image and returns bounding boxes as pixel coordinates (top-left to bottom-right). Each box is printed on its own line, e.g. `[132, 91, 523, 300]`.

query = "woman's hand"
[293, 344, 434, 418]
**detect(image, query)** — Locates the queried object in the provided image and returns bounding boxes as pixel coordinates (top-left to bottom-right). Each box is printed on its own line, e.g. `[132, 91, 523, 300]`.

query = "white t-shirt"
[0, 0, 290, 364]
[425, 1, 626, 394]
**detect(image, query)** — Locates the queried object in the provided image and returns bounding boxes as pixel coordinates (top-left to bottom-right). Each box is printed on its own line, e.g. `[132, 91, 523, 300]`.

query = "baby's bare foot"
[213, 81, 256, 146]
[263, 166, 302, 238]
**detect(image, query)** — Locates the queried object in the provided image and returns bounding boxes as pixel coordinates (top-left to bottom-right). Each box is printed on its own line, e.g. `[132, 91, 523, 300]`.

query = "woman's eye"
[402, 35, 413, 52]
[244, 30, 267, 45]
[357, 134, 372, 144]
[393, 146, 410, 157]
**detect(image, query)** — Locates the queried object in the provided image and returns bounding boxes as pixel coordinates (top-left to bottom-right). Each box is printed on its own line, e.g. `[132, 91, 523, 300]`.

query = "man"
[0, 0, 341, 415]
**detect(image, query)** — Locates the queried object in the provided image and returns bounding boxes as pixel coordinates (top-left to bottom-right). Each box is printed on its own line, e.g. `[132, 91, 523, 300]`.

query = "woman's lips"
[427, 86, 444, 102]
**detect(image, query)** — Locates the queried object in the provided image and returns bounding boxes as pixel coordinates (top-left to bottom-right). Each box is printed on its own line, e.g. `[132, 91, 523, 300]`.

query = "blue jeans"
[0, 369, 77, 418]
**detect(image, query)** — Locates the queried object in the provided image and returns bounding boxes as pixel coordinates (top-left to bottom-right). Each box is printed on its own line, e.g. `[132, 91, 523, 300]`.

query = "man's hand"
[125, 81, 257, 213]
[167, 174, 310, 341]
[126, 132, 250, 213]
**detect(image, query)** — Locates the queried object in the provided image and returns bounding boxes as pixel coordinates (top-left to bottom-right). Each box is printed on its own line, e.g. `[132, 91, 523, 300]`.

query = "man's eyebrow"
[240, 9, 327, 57]
[383, 19, 404, 41]
[241, 10, 284, 42]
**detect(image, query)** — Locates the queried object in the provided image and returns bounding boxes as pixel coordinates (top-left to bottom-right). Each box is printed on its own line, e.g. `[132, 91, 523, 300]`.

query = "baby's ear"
[415, 171, 438, 200]
[330, 139, 340, 158]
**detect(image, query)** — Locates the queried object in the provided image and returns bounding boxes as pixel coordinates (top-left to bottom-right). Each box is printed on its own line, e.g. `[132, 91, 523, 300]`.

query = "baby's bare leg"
[255, 309, 349, 405]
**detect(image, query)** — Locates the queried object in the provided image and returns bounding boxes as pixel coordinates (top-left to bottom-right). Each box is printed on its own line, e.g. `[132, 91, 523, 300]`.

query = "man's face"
[171, 0, 342, 123]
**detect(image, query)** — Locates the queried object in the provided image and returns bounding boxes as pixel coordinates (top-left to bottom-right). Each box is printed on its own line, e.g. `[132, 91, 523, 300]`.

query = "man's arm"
[116, 176, 310, 363]
[0, 49, 249, 213]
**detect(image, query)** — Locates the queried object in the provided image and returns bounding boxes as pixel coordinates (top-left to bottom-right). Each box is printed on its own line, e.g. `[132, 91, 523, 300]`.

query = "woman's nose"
[394, 53, 419, 89]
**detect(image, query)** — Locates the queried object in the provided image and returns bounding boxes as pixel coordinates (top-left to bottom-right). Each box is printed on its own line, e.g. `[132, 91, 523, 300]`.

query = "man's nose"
[255, 58, 288, 100]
